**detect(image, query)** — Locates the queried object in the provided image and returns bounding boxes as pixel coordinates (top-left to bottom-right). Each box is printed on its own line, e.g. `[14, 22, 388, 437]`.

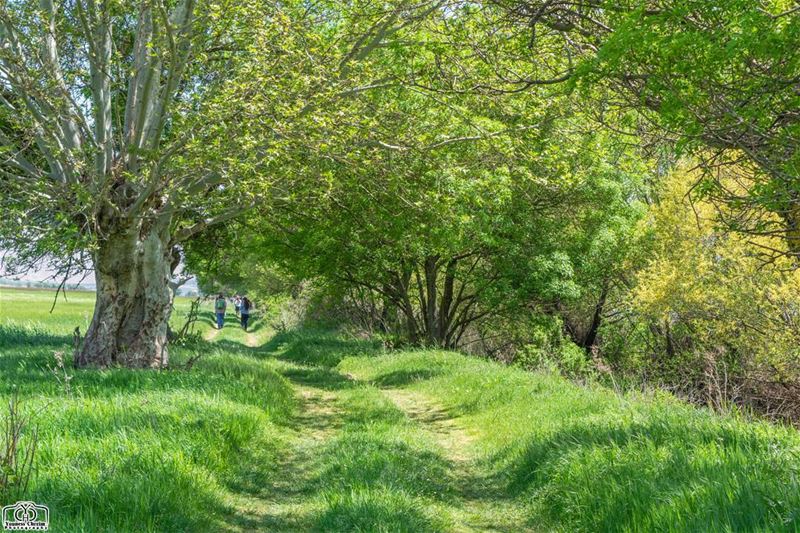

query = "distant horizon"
[0, 252, 199, 295]
[0, 275, 200, 296]
[0, 279, 93, 290]
[0, 259, 95, 288]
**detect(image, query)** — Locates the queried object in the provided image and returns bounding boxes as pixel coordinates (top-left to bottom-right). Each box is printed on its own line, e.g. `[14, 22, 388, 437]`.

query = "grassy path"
[6, 289, 796, 531]
[379, 388, 529, 532]
[226, 375, 342, 531]
[213, 331, 532, 532]
[382, 388, 475, 463]
[195, 324, 800, 532]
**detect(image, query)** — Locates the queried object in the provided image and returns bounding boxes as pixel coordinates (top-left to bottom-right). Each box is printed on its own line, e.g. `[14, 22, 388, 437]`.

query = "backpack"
[215, 298, 225, 311]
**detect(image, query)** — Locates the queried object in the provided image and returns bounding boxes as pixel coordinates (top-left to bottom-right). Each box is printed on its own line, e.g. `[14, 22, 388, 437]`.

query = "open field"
[1, 287, 799, 532]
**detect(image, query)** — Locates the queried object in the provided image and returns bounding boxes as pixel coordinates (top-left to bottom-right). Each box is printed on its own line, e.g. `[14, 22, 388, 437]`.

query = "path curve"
[381, 388, 475, 463]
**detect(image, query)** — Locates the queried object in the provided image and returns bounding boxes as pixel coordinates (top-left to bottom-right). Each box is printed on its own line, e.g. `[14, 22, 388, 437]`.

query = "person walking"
[234, 295, 241, 317]
[214, 293, 227, 329]
[240, 296, 252, 331]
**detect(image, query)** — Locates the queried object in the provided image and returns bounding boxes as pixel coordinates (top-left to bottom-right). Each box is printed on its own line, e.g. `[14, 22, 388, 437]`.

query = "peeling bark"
[76, 218, 173, 369]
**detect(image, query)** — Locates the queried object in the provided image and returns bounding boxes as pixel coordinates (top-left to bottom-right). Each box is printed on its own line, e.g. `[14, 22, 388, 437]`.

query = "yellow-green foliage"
[629, 166, 800, 404]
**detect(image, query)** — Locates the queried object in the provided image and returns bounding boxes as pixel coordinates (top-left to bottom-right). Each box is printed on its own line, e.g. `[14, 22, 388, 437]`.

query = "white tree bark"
[77, 215, 174, 368]
[0, 0, 432, 368]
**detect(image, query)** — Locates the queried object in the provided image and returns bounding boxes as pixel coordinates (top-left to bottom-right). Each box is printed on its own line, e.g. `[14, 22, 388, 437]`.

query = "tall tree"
[0, 0, 440, 367]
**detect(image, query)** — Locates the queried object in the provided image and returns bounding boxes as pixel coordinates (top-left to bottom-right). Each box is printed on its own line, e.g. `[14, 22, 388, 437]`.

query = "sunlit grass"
[340, 350, 800, 532]
[2, 288, 799, 532]
[0, 287, 294, 532]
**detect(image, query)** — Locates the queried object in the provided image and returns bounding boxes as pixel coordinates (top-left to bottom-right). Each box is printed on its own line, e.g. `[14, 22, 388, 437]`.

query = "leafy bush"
[602, 168, 800, 420]
[513, 316, 594, 379]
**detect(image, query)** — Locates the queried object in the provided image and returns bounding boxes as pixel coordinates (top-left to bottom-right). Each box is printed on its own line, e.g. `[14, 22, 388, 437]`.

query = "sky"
[0, 251, 199, 293]
[0, 261, 96, 288]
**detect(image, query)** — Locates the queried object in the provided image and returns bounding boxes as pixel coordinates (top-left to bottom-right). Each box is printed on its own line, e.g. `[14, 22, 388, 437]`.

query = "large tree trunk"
[76, 218, 174, 369]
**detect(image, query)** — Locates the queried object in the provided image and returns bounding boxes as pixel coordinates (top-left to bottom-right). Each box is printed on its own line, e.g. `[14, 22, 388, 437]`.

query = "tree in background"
[187, 80, 647, 352]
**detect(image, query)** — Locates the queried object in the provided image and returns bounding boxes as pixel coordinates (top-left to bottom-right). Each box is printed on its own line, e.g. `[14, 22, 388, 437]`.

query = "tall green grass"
[340, 350, 800, 532]
[0, 288, 295, 532]
[3, 287, 800, 532]
[312, 385, 456, 532]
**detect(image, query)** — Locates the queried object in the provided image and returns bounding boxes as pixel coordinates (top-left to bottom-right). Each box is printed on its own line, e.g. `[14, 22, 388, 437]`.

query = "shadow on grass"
[372, 368, 443, 387]
[245, 319, 267, 334]
[196, 314, 216, 328]
[0, 325, 295, 418]
[258, 330, 382, 368]
[197, 313, 253, 330]
[281, 366, 358, 391]
[211, 338, 259, 354]
[0, 323, 72, 348]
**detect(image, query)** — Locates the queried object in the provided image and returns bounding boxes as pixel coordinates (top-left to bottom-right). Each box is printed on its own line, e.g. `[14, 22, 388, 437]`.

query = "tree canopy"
[1, 0, 799, 421]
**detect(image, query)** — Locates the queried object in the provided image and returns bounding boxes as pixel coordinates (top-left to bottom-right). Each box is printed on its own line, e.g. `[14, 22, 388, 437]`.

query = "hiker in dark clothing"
[240, 297, 252, 331]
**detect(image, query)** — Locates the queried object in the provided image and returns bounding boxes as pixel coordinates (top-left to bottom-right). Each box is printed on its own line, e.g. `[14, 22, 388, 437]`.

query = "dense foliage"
[183, 1, 800, 421]
[604, 167, 800, 419]
[1, 1, 799, 418]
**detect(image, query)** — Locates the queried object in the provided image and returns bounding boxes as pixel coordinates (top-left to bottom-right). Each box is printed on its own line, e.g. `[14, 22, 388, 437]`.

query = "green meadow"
[1, 287, 798, 532]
